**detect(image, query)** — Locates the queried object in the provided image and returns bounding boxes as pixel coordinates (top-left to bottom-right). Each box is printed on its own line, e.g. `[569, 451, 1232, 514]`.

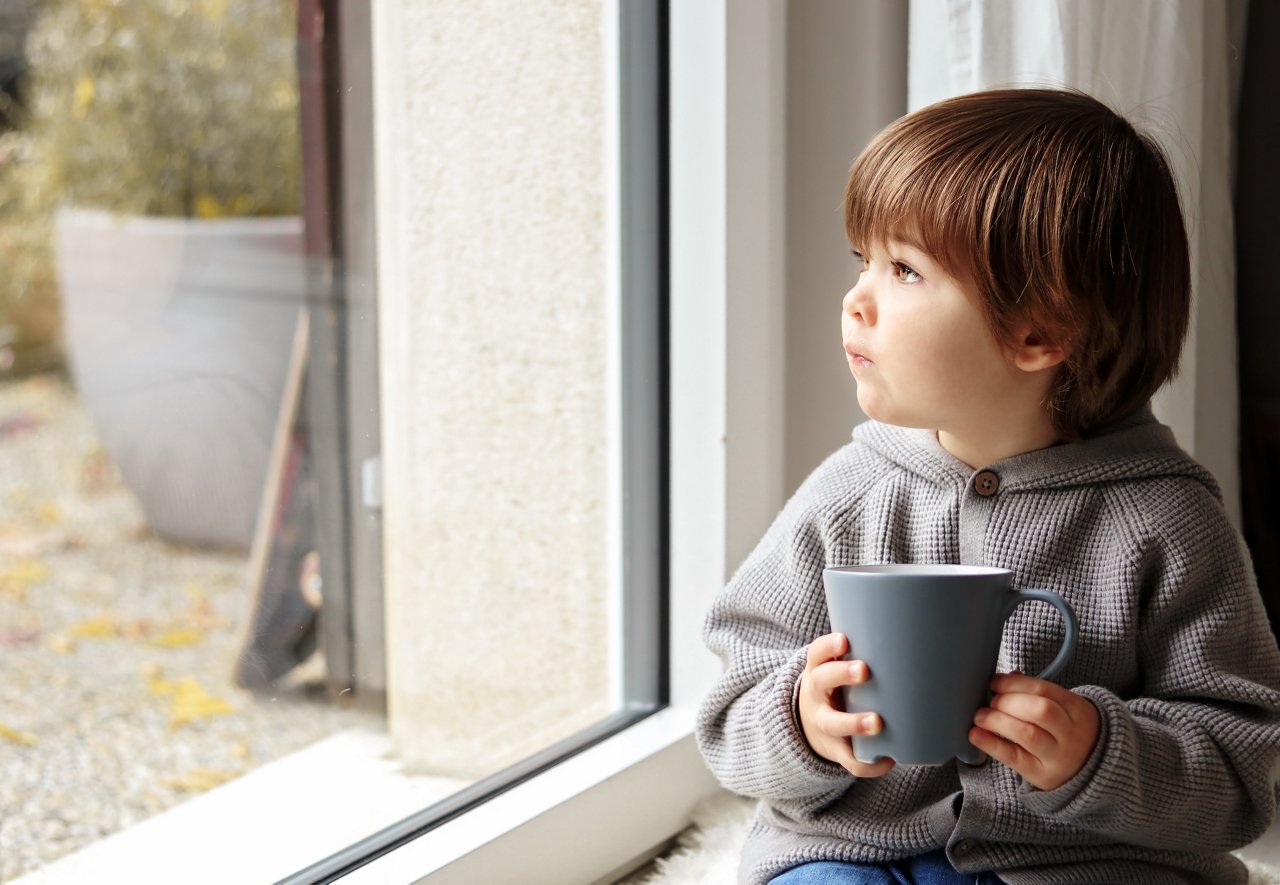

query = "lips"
[844, 341, 874, 367]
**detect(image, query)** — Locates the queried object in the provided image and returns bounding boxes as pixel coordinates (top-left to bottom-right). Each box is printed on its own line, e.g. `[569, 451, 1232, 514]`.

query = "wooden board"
[234, 309, 323, 691]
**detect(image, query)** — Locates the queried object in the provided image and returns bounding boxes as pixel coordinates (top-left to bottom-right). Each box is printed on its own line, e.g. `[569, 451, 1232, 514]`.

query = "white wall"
[783, 0, 908, 493]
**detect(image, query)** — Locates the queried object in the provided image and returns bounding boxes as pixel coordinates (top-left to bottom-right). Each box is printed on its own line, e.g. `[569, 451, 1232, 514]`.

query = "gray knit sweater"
[696, 407, 1280, 884]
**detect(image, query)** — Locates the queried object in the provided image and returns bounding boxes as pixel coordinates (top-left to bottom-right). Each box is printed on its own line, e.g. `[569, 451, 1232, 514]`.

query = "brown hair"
[843, 88, 1190, 440]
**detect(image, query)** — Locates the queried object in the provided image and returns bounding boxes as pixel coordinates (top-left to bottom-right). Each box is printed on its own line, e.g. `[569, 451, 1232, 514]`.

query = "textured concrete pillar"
[377, 1, 610, 777]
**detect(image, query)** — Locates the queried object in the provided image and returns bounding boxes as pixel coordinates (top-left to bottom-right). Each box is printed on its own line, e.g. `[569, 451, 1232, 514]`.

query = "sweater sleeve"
[694, 469, 856, 806]
[1019, 486, 1280, 852]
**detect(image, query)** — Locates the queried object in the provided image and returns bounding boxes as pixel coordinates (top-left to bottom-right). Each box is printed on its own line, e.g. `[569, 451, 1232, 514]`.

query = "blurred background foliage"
[0, 0, 301, 377]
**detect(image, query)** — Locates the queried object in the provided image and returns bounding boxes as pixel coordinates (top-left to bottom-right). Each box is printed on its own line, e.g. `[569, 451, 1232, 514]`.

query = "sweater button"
[953, 838, 977, 857]
[973, 470, 1000, 497]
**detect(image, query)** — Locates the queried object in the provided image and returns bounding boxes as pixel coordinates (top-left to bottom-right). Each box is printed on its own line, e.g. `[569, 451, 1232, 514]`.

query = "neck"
[936, 412, 1062, 469]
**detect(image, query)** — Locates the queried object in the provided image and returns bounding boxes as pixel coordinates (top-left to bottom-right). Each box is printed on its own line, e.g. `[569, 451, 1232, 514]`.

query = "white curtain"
[908, 0, 1245, 524]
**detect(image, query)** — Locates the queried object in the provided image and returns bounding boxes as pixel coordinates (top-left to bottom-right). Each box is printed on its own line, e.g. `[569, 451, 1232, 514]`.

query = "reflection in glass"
[0, 2, 376, 878]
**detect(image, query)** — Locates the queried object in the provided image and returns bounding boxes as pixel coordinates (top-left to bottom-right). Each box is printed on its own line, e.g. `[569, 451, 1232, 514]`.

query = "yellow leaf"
[0, 723, 37, 746]
[70, 615, 120, 638]
[194, 194, 225, 219]
[73, 75, 95, 118]
[5, 560, 48, 582]
[163, 767, 239, 793]
[146, 628, 204, 649]
[158, 677, 235, 728]
[1, 558, 50, 600]
[146, 673, 179, 695]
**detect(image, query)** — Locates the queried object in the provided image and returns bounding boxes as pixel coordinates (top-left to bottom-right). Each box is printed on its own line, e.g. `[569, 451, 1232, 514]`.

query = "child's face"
[841, 238, 1030, 437]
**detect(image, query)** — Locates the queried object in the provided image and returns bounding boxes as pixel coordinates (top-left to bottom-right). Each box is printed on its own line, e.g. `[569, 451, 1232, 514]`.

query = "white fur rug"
[635, 793, 1280, 884]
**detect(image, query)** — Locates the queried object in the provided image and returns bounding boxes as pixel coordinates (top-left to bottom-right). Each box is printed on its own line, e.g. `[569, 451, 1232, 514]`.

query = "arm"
[1012, 498, 1280, 851]
[694, 477, 886, 804]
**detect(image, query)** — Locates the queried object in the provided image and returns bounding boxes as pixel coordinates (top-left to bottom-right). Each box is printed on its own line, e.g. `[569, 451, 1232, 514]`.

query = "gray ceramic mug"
[822, 564, 1078, 766]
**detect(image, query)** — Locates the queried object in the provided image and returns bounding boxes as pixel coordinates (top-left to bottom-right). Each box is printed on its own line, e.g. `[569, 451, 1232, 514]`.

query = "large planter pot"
[56, 208, 306, 549]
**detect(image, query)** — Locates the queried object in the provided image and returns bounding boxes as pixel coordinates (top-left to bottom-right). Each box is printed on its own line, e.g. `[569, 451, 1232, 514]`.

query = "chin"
[855, 389, 886, 423]
[855, 393, 931, 430]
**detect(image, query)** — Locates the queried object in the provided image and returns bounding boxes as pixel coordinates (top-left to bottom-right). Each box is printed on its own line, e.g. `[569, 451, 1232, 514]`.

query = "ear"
[1010, 328, 1068, 373]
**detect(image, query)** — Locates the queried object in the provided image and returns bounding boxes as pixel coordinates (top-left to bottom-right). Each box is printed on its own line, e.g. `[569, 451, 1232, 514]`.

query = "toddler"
[696, 87, 1280, 884]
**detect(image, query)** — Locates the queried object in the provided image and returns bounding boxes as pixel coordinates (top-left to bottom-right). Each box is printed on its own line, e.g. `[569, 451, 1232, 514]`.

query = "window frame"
[333, 0, 789, 880]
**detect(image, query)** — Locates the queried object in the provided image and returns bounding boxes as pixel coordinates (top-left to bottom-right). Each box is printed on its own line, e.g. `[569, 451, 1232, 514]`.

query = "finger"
[806, 633, 849, 669]
[968, 724, 1044, 780]
[847, 755, 896, 778]
[822, 734, 887, 777]
[985, 692, 1072, 736]
[989, 672, 1070, 701]
[814, 706, 883, 740]
[972, 706, 1055, 756]
[989, 673, 1093, 727]
[821, 738, 860, 772]
[807, 659, 869, 695]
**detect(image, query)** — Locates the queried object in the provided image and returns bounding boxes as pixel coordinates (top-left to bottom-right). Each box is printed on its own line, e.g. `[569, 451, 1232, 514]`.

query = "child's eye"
[894, 262, 922, 284]
[850, 250, 869, 274]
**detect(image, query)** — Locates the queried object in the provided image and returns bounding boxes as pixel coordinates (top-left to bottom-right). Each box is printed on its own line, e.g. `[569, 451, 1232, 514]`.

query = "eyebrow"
[886, 233, 929, 255]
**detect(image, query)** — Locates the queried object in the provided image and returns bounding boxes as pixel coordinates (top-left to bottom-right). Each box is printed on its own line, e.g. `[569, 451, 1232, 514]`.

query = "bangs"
[842, 114, 993, 289]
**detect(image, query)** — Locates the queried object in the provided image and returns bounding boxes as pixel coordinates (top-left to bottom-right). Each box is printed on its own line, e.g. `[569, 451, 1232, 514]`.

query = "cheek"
[897, 324, 985, 388]
[929, 331, 1016, 398]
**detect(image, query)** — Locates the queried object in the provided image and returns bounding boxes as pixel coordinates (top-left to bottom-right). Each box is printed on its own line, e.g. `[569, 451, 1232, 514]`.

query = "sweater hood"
[852, 404, 1222, 500]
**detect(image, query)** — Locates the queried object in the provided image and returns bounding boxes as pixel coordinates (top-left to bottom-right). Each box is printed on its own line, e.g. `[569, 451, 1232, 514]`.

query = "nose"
[843, 276, 874, 325]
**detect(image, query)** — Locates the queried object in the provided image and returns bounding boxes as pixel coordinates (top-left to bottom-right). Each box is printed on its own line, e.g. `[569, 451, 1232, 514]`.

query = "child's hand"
[968, 672, 1100, 791]
[797, 633, 896, 778]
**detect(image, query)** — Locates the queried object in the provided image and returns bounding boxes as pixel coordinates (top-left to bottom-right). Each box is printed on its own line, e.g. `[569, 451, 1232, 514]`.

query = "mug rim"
[825, 564, 1012, 578]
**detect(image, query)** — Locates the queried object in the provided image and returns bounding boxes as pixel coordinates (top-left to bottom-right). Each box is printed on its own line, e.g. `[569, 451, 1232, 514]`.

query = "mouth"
[844, 341, 874, 368]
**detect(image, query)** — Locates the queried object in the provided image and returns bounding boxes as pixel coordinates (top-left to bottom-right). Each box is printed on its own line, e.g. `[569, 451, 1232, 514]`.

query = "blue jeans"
[769, 851, 1003, 884]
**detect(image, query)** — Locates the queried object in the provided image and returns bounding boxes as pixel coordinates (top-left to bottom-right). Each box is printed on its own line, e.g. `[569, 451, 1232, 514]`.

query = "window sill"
[14, 707, 718, 885]
[12, 728, 465, 885]
[337, 705, 719, 884]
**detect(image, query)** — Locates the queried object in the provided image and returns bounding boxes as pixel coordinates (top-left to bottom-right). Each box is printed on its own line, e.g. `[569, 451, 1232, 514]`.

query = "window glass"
[0, 1, 380, 878]
[0, 1, 650, 879]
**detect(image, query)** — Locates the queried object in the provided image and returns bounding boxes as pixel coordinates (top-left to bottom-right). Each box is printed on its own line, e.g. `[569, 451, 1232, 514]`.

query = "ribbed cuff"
[765, 647, 854, 792]
[1017, 685, 1115, 818]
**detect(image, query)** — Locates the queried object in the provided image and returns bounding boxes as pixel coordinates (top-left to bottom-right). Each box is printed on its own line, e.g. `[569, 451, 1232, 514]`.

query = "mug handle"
[1003, 589, 1078, 681]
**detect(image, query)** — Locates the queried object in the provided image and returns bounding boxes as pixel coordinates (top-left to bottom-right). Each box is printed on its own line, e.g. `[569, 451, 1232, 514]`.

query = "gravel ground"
[0, 374, 381, 880]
